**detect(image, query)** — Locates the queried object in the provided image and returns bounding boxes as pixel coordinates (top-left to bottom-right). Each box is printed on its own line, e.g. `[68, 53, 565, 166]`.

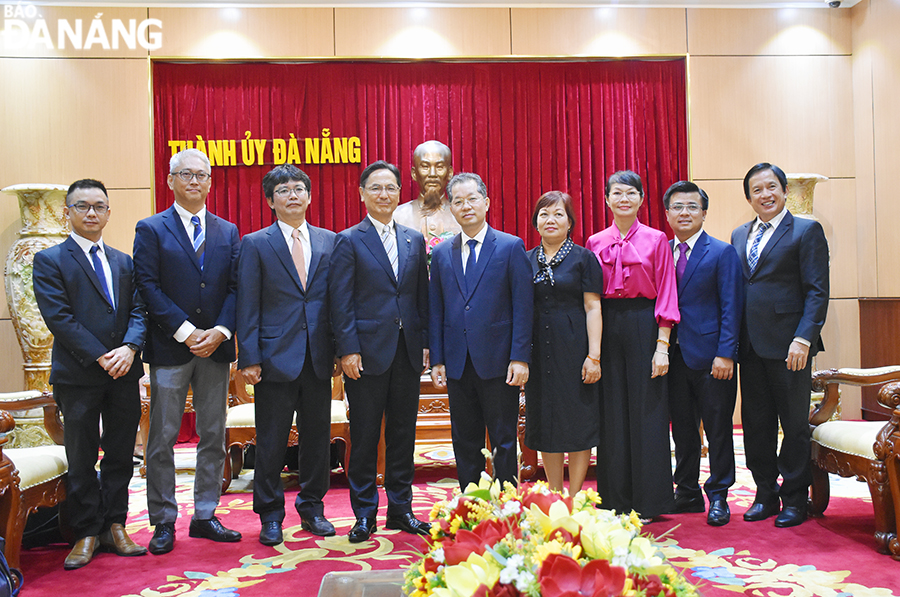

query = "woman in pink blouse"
[585, 170, 679, 520]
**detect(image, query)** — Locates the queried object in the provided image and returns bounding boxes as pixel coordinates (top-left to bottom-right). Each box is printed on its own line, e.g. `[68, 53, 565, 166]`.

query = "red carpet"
[15, 433, 900, 596]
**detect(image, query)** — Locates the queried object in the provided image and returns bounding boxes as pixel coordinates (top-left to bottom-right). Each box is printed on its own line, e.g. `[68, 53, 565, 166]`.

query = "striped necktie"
[382, 225, 398, 278]
[748, 222, 770, 274]
[191, 215, 205, 269]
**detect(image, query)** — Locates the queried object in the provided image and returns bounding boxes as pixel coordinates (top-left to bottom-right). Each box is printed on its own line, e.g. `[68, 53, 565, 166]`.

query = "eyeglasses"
[667, 203, 703, 214]
[364, 184, 400, 195]
[68, 202, 109, 215]
[451, 196, 485, 208]
[608, 190, 641, 200]
[172, 170, 211, 183]
[274, 186, 308, 198]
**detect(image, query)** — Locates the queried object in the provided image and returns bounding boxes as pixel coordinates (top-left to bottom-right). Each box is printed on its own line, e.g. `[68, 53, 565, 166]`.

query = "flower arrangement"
[404, 476, 699, 597]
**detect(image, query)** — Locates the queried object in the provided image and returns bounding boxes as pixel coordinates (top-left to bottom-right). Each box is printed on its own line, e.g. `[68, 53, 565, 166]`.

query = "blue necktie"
[191, 215, 205, 269]
[465, 239, 478, 292]
[748, 222, 770, 274]
[90, 245, 114, 309]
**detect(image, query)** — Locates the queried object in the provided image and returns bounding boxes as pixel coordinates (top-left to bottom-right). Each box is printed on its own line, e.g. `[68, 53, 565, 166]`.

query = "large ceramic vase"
[2, 184, 69, 447]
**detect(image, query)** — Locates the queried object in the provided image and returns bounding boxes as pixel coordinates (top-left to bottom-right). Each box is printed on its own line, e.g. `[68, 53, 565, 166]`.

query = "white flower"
[433, 548, 445, 564]
[500, 500, 522, 517]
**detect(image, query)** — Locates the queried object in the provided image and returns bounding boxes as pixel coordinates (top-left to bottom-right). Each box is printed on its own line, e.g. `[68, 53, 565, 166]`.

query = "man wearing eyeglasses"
[133, 148, 242, 554]
[33, 179, 148, 569]
[663, 181, 742, 526]
[236, 165, 339, 546]
[329, 160, 431, 542]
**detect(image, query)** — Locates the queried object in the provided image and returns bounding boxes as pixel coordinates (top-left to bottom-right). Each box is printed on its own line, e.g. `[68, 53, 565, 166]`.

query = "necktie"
[748, 222, 771, 274]
[465, 239, 478, 292]
[675, 242, 689, 283]
[382, 226, 398, 278]
[292, 228, 307, 290]
[90, 245, 114, 309]
[191, 215, 205, 269]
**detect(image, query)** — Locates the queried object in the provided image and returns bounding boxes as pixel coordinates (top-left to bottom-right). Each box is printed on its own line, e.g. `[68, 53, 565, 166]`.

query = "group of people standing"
[31, 138, 829, 572]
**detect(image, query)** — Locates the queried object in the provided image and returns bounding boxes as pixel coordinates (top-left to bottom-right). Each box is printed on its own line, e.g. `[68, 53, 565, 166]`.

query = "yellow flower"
[434, 553, 501, 597]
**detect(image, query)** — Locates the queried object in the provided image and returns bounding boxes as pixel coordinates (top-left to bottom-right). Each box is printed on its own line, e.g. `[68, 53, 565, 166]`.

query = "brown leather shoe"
[99, 523, 148, 557]
[64, 536, 99, 570]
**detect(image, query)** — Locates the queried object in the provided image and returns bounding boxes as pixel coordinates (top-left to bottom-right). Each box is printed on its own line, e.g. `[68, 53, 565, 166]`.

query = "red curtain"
[153, 59, 687, 246]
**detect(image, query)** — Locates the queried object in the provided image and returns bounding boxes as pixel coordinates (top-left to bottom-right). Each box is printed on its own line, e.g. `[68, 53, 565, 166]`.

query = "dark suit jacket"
[133, 205, 240, 366]
[33, 236, 147, 386]
[429, 226, 533, 380]
[730, 210, 829, 360]
[329, 217, 428, 376]
[236, 222, 336, 382]
[671, 231, 743, 371]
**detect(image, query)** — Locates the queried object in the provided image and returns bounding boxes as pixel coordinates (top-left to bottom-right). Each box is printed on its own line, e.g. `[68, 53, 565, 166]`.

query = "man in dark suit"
[237, 165, 338, 545]
[133, 148, 242, 553]
[663, 181, 743, 526]
[33, 179, 148, 569]
[429, 172, 533, 489]
[330, 160, 431, 543]
[731, 163, 829, 528]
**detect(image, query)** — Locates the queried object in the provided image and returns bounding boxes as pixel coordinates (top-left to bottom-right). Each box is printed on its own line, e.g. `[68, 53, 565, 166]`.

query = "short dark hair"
[662, 181, 709, 211]
[262, 165, 311, 200]
[360, 160, 401, 189]
[447, 172, 488, 200]
[531, 191, 576, 236]
[605, 170, 643, 197]
[66, 179, 108, 204]
[743, 162, 787, 200]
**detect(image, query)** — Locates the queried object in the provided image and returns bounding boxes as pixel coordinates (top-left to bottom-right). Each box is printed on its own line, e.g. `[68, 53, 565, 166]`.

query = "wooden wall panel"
[334, 8, 511, 57]
[148, 8, 334, 58]
[687, 8, 850, 56]
[810, 178, 857, 300]
[0, 58, 151, 190]
[105, 189, 153, 256]
[816, 298, 861, 418]
[510, 8, 686, 56]
[0, 7, 151, 58]
[688, 179, 753, 247]
[689, 56, 854, 181]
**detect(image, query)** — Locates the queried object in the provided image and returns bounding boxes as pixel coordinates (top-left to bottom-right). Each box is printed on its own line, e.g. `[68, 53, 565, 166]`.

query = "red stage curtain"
[152, 59, 687, 246]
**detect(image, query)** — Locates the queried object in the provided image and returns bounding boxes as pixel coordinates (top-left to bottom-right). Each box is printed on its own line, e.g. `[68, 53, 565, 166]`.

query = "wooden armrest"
[810, 366, 900, 426]
[0, 392, 64, 445]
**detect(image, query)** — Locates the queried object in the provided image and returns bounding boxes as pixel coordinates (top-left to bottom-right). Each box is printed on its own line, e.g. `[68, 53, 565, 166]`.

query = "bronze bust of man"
[394, 140, 460, 247]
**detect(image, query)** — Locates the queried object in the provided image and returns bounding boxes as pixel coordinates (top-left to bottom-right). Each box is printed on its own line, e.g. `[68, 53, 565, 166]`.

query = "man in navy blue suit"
[133, 148, 242, 553]
[33, 179, 148, 569]
[429, 172, 533, 489]
[330, 160, 431, 542]
[731, 163, 829, 528]
[237, 165, 338, 545]
[663, 181, 743, 526]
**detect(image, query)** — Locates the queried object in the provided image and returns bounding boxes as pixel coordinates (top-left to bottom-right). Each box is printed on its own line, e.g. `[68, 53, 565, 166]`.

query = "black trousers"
[668, 345, 737, 501]
[253, 348, 331, 523]
[54, 379, 141, 539]
[596, 298, 675, 518]
[739, 343, 813, 509]
[344, 330, 420, 519]
[447, 354, 519, 490]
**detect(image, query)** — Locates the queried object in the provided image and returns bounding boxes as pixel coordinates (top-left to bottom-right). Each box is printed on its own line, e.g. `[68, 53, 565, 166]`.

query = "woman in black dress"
[524, 191, 603, 493]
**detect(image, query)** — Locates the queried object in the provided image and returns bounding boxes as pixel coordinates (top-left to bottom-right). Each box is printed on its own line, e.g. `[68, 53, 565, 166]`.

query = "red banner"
[152, 59, 687, 245]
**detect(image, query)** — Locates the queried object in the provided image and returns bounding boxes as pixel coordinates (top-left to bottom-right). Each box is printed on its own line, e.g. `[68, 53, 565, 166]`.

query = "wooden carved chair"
[0, 391, 69, 571]
[809, 366, 900, 559]
[222, 374, 351, 491]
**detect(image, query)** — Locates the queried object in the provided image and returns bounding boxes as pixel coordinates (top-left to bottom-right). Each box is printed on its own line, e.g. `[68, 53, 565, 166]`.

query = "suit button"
[301, 323, 307, 330]
[107, 307, 113, 313]
[201, 283, 206, 288]
[196, 308, 201, 314]
[394, 317, 400, 324]
[749, 281, 754, 285]
[463, 329, 467, 334]
[396, 291, 401, 297]
[110, 332, 115, 338]
[465, 306, 470, 311]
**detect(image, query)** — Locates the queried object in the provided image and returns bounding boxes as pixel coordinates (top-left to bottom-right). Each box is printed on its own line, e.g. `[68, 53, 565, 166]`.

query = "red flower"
[521, 486, 573, 516]
[630, 574, 674, 597]
[423, 556, 440, 574]
[539, 553, 626, 597]
[443, 519, 512, 565]
[488, 583, 523, 597]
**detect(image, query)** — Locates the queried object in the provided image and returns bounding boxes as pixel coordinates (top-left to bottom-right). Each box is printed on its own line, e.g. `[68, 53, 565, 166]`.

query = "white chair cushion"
[812, 420, 884, 459]
[5, 445, 68, 490]
[331, 400, 348, 424]
[225, 403, 256, 428]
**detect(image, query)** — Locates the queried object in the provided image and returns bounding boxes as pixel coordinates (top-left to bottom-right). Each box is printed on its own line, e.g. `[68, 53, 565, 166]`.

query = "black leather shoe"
[743, 500, 780, 522]
[673, 494, 705, 513]
[189, 516, 242, 542]
[348, 517, 377, 543]
[774, 506, 807, 528]
[707, 498, 730, 526]
[386, 513, 432, 536]
[300, 516, 336, 537]
[259, 521, 283, 546]
[148, 523, 175, 555]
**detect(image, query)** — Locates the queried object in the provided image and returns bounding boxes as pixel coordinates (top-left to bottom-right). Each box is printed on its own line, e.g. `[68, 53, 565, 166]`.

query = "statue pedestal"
[2, 184, 69, 447]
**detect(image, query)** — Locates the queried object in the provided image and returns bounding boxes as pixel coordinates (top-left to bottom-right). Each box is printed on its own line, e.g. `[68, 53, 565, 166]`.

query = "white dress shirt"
[461, 223, 488, 274]
[70, 233, 114, 306]
[277, 219, 312, 277]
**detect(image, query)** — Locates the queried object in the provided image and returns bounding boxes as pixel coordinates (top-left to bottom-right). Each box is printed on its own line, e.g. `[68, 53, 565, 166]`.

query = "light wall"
[1, 3, 888, 419]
